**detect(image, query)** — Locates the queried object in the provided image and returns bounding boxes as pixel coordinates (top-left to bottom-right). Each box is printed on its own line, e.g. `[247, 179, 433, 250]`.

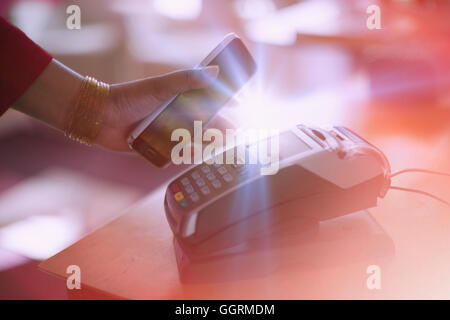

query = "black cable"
[389, 186, 449, 206]
[390, 168, 450, 178]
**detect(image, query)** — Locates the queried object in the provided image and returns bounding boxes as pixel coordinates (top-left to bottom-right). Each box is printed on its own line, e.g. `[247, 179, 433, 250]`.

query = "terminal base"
[173, 210, 394, 284]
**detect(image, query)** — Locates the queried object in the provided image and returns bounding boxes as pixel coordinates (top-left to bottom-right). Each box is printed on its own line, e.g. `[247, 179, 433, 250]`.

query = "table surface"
[39, 115, 450, 299]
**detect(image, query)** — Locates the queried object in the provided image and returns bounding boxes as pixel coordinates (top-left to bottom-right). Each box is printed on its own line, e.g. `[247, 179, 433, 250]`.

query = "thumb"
[151, 66, 219, 101]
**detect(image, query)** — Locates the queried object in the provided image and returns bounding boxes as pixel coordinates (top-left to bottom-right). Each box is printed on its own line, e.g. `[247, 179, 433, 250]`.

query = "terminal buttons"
[191, 171, 200, 180]
[211, 179, 222, 189]
[223, 173, 233, 182]
[173, 191, 188, 208]
[190, 193, 200, 203]
[170, 184, 180, 193]
[184, 184, 194, 194]
[217, 166, 227, 175]
[200, 186, 211, 195]
[201, 166, 211, 173]
[196, 178, 206, 187]
[173, 163, 240, 207]
[174, 192, 184, 202]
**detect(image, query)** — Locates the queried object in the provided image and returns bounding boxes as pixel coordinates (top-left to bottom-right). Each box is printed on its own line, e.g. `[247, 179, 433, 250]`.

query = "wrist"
[64, 76, 110, 145]
[13, 59, 84, 131]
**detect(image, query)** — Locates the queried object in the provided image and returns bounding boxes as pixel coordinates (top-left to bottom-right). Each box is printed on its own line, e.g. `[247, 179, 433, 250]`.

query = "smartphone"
[128, 33, 257, 168]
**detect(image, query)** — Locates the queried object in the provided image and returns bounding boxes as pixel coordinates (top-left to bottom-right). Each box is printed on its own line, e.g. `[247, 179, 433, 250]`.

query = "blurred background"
[0, 0, 449, 299]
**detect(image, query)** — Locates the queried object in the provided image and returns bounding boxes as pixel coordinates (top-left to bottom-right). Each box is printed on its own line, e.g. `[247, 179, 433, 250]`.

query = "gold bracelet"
[65, 76, 110, 145]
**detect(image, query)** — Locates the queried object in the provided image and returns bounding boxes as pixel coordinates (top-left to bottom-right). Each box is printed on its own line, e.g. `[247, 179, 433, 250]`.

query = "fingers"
[151, 66, 219, 101]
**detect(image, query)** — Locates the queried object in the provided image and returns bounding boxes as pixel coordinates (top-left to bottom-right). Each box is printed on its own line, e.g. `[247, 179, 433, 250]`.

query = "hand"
[96, 66, 225, 151]
[13, 59, 233, 153]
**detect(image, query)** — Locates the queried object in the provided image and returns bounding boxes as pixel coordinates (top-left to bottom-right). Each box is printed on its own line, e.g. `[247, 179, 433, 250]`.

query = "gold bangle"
[65, 76, 110, 145]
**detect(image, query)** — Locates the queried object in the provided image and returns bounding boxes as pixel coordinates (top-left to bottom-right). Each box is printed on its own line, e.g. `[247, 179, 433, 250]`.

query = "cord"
[389, 186, 449, 206]
[390, 168, 450, 178]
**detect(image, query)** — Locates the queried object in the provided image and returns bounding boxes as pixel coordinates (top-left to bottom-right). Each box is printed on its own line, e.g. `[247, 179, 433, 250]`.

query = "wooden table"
[39, 118, 450, 299]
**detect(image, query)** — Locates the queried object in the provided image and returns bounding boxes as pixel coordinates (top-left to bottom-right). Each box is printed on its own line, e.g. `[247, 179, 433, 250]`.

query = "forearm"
[12, 59, 83, 131]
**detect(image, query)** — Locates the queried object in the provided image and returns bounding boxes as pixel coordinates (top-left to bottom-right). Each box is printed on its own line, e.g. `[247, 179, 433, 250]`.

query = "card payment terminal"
[164, 124, 391, 259]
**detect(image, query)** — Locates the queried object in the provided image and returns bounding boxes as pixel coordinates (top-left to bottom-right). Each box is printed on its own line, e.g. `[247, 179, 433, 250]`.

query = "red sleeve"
[0, 17, 53, 116]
